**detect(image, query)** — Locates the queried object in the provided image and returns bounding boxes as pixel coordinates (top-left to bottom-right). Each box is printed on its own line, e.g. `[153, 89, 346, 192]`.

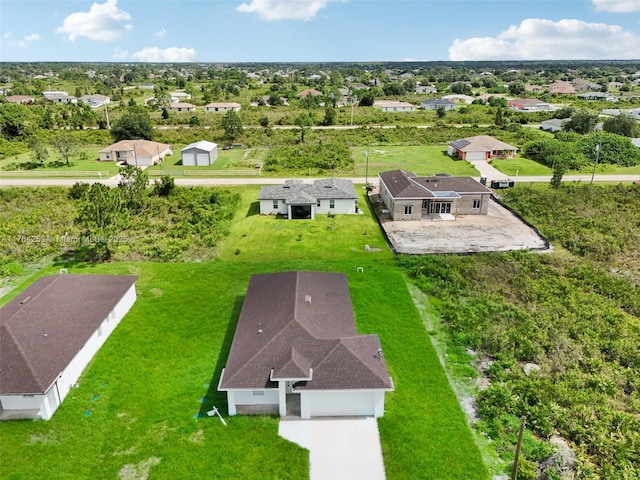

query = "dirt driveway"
[370, 193, 549, 254]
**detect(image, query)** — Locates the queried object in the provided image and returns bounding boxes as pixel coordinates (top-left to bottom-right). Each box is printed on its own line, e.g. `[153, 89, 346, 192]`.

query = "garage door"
[182, 153, 196, 166]
[196, 153, 210, 166]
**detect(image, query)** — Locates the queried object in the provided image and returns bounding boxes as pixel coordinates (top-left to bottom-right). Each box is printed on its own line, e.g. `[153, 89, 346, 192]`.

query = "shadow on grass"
[245, 201, 260, 217]
[198, 294, 244, 418]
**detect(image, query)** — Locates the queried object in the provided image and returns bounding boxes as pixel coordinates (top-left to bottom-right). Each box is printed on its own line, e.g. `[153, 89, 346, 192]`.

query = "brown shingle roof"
[219, 272, 392, 391]
[0, 274, 137, 394]
[379, 169, 492, 198]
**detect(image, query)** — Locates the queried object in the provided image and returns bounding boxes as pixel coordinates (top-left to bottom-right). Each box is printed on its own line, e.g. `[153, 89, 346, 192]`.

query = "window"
[473, 199, 481, 209]
[252, 391, 264, 396]
[404, 205, 413, 215]
[422, 200, 429, 209]
[273, 200, 278, 209]
[329, 200, 335, 209]
[317, 200, 321, 207]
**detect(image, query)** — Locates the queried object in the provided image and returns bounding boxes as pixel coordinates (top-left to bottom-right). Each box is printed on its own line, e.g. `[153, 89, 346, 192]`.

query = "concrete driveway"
[279, 417, 386, 480]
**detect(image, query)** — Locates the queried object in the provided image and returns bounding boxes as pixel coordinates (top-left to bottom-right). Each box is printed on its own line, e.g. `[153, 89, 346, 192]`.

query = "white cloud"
[592, 0, 640, 13]
[8, 33, 42, 48]
[449, 18, 640, 60]
[112, 47, 129, 60]
[131, 47, 198, 62]
[56, 0, 132, 42]
[154, 28, 166, 38]
[3, 32, 13, 40]
[237, 0, 329, 20]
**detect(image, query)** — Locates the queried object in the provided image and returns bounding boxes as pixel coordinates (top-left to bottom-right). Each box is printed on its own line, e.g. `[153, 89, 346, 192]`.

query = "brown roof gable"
[219, 272, 392, 391]
[0, 274, 137, 394]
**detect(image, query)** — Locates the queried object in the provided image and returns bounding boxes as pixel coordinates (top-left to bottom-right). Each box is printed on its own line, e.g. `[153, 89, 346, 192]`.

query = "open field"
[0, 146, 120, 176]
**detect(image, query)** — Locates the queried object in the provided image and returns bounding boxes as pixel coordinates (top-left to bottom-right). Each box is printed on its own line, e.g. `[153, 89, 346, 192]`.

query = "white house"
[204, 102, 242, 113]
[421, 98, 456, 111]
[0, 274, 137, 420]
[540, 118, 568, 132]
[46, 94, 77, 104]
[170, 91, 191, 102]
[181, 140, 218, 166]
[373, 100, 416, 112]
[169, 102, 196, 113]
[99, 139, 172, 166]
[258, 179, 358, 219]
[218, 271, 394, 419]
[79, 94, 111, 108]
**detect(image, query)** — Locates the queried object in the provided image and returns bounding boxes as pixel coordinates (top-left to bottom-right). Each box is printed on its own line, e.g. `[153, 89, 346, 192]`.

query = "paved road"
[1, 174, 638, 188]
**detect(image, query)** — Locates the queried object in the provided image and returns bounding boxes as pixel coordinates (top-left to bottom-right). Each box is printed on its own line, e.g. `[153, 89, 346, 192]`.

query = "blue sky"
[1, 0, 639, 62]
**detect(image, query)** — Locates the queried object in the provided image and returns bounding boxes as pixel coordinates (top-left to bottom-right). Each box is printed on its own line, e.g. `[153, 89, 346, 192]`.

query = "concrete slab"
[279, 417, 386, 480]
[370, 193, 548, 254]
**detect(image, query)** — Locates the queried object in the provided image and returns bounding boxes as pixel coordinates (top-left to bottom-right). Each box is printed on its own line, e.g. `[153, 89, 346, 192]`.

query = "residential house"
[217, 271, 394, 418]
[79, 94, 110, 108]
[138, 83, 155, 90]
[548, 80, 576, 95]
[169, 102, 196, 113]
[441, 94, 474, 104]
[45, 93, 77, 104]
[181, 140, 218, 166]
[99, 139, 172, 166]
[447, 135, 518, 161]
[577, 92, 618, 102]
[6, 95, 34, 104]
[298, 88, 323, 98]
[508, 98, 553, 111]
[170, 91, 191, 102]
[373, 100, 416, 112]
[0, 274, 137, 420]
[540, 118, 569, 132]
[204, 102, 241, 112]
[420, 98, 456, 111]
[415, 85, 437, 94]
[378, 170, 493, 221]
[258, 179, 357, 219]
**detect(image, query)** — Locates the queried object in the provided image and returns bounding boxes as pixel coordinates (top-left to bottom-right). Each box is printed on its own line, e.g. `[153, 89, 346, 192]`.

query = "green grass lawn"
[489, 157, 552, 176]
[0, 189, 489, 480]
[352, 145, 478, 177]
[146, 147, 263, 176]
[0, 146, 120, 176]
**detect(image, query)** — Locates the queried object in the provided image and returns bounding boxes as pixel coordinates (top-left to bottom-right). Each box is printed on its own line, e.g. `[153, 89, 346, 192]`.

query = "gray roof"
[0, 274, 137, 394]
[258, 179, 357, 204]
[421, 99, 455, 106]
[219, 272, 393, 391]
[379, 169, 492, 199]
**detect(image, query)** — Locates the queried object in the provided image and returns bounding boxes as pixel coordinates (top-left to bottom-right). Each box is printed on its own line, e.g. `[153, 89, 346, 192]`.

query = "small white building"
[79, 94, 111, 108]
[181, 140, 218, 166]
[169, 102, 196, 113]
[170, 91, 191, 102]
[204, 102, 242, 113]
[373, 100, 416, 112]
[0, 274, 137, 420]
[258, 179, 358, 219]
[218, 271, 394, 419]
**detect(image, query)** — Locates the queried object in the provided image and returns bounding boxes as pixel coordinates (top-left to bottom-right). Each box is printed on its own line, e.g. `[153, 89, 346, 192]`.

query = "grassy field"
[0, 146, 120, 175]
[0, 189, 489, 480]
[492, 156, 640, 177]
[352, 145, 479, 177]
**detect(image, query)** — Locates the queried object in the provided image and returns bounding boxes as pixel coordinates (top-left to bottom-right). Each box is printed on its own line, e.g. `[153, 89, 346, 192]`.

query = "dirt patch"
[369, 193, 549, 254]
[189, 430, 205, 444]
[118, 457, 161, 480]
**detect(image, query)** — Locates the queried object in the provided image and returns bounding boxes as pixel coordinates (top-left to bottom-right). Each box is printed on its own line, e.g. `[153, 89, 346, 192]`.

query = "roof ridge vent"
[305, 295, 312, 304]
[19, 296, 31, 305]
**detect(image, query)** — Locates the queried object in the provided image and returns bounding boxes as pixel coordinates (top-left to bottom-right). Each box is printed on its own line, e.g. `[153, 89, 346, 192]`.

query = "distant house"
[46, 94, 77, 104]
[169, 102, 196, 113]
[373, 100, 416, 112]
[0, 274, 137, 420]
[420, 98, 456, 111]
[540, 118, 568, 132]
[79, 94, 110, 108]
[204, 102, 241, 112]
[99, 139, 172, 166]
[415, 85, 437, 94]
[447, 135, 518, 161]
[258, 179, 358, 219]
[170, 91, 191, 102]
[548, 80, 576, 95]
[181, 140, 218, 166]
[298, 88, 323, 98]
[577, 92, 618, 102]
[218, 271, 394, 418]
[378, 170, 493, 221]
[42, 90, 69, 98]
[631, 108, 640, 120]
[138, 83, 155, 90]
[508, 98, 553, 111]
[441, 94, 474, 104]
[6, 95, 34, 104]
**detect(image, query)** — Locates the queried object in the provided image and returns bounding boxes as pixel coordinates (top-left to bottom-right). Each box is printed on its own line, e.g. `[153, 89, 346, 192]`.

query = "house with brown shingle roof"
[297, 88, 323, 98]
[6, 95, 35, 104]
[378, 170, 493, 220]
[99, 139, 172, 166]
[447, 135, 518, 161]
[548, 80, 576, 96]
[218, 271, 393, 418]
[0, 274, 137, 420]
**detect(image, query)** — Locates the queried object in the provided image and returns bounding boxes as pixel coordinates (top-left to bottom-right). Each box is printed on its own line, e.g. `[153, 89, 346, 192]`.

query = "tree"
[358, 93, 374, 107]
[221, 110, 243, 140]
[117, 164, 148, 211]
[29, 138, 49, 165]
[294, 112, 314, 142]
[51, 133, 80, 166]
[111, 107, 154, 141]
[603, 114, 639, 138]
[322, 106, 337, 126]
[550, 160, 567, 188]
[75, 183, 125, 260]
[508, 81, 526, 96]
[436, 106, 447, 119]
[152, 175, 175, 197]
[562, 110, 599, 135]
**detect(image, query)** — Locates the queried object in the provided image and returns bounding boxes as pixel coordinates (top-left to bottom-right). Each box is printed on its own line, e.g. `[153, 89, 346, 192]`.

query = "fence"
[1, 170, 111, 178]
[148, 168, 262, 177]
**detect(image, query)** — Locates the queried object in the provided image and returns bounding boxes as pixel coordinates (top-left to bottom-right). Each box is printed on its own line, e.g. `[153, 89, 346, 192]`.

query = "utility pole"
[105, 104, 111, 129]
[590, 138, 601, 186]
[511, 417, 526, 480]
[365, 143, 370, 187]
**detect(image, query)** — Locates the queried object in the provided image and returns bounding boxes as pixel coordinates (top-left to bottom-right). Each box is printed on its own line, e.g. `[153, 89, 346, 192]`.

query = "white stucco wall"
[300, 390, 386, 419]
[315, 198, 357, 215]
[226, 389, 279, 416]
[259, 199, 288, 215]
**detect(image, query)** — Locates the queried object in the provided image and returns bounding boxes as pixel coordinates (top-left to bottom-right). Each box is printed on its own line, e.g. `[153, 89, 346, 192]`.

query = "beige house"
[169, 102, 196, 113]
[378, 170, 493, 221]
[99, 140, 172, 166]
[373, 100, 416, 112]
[6, 95, 34, 104]
[447, 135, 518, 161]
[204, 102, 241, 112]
